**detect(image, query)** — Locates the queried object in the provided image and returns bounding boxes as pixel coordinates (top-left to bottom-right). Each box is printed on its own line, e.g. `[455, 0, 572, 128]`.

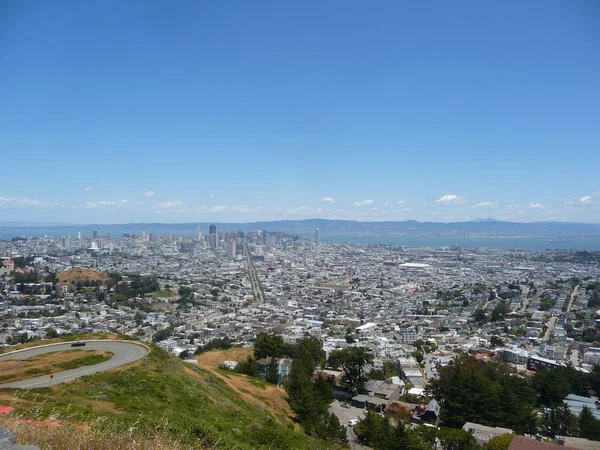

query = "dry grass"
[0, 416, 203, 450]
[194, 348, 295, 425]
[0, 351, 112, 384]
[57, 269, 108, 287]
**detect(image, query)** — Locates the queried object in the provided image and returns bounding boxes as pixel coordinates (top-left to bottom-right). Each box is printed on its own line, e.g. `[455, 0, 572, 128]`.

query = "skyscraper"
[92, 230, 98, 239]
[209, 224, 217, 248]
[315, 228, 319, 245]
[77, 231, 81, 240]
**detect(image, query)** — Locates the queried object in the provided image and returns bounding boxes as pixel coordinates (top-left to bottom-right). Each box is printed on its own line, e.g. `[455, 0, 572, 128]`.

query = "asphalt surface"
[329, 400, 370, 449]
[0, 341, 149, 389]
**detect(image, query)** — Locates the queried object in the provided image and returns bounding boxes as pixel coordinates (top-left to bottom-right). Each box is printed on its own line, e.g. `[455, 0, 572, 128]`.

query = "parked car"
[347, 419, 359, 427]
[71, 341, 86, 347]
[341, 403, 351, 409]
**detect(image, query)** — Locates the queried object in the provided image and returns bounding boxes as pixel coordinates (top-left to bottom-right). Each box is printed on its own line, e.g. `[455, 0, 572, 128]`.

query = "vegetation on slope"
[0, 338, 345, 449]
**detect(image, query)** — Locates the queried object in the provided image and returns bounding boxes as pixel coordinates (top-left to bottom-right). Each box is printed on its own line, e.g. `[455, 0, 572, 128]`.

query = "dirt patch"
[57, 269, 108, 288]
[194, 348, 295, 425]
[0, 351, 112, 384]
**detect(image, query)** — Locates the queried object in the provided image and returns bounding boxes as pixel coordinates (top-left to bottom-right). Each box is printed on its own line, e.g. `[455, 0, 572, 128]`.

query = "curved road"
[0, 341, 149, 389]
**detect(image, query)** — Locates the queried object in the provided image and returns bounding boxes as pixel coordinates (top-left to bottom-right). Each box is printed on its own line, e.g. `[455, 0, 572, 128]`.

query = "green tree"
[473, 308, 487, 324]
[490, 336, 504, 347]
[540, 404, 578, 438]
[253, 333, 288, 359]
[533, 367, 572, 407]
[578, 406, 600, 441]
[426, 354, 535, 433]
[45, 327, 58, 339]
[236, 355, 259, 377]
[328, 347, 373, 395]
[436, 427, 478, 450]
[266, 358, 279, 384]
[487, 434, 513, 450]
[490, 301, 509, 322]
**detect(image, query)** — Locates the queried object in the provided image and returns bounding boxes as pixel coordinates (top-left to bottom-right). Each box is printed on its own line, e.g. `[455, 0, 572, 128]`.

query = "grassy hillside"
[0, 336, 345, 449]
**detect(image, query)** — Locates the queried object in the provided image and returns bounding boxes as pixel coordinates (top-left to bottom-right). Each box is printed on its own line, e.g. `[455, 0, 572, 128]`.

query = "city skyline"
[2, 1, 599, 223]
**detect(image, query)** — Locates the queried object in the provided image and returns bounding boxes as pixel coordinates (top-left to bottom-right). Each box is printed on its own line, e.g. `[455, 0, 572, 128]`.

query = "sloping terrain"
[57, 269, 109, 287]
[0, 337, 343, 450]
[195, 348, 296, 426]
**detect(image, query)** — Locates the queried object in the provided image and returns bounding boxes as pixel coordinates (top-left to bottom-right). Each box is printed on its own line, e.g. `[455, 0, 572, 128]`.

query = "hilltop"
[0, 335, 342, 450]
[56, 269, 109, 288]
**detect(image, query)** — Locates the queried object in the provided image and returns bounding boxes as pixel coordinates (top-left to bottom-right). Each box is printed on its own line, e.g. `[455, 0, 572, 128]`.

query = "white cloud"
[397, 200, 406, 205]
[143, 190, 155, 197]
[287, 206, 314, 214]
[529, 202, 545, 209]
[434, 194, 466, 205]
[80, 200, 137, 210]
[0, 197, 63, 209]
[154, 201, 184, 210]
[580, 196, 593, 204]
[208, 194, 215, 199]
[473, 201, 498, 209]
[83, 187, 96, 192]
[322, 197, 336, 204]
[353, 199, 374, 207]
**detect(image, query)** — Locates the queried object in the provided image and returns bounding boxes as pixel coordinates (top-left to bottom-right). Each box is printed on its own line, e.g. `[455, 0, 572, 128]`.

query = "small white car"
[347, 419, 359, 427]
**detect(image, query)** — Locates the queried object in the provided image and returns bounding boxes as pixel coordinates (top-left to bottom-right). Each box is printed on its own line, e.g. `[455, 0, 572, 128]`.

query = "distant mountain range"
[1, 218, 600, 238]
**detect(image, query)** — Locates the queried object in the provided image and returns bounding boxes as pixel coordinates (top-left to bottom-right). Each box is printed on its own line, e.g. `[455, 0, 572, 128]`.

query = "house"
[256, 357, 292, 384]
[462, 422, 513, 446]
[349, 379, 402, 411]
[413, 399, 440, 424]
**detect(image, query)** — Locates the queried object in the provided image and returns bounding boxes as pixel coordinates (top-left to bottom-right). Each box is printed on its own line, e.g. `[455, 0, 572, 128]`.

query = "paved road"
[542, 316, 557, 343]
[329, 400, 370, 449]
[0, 341, 149, 389]
[566, 285, 580, 313]
[244, 243, 264, 302]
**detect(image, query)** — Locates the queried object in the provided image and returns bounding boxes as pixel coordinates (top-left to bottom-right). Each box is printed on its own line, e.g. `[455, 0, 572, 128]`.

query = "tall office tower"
[224, 231, 231, 242]
[107, 231, 112, 240]
[197, 231, 202, 241]
[315, 228, 319, 245]
[262, 230, 268, 242]
[92, 230, 98, 239]
[77, 231, 82, 240]
[237, 230, 244, 242]
[209, 224, 217, 248]
[227, 241, 236, 258]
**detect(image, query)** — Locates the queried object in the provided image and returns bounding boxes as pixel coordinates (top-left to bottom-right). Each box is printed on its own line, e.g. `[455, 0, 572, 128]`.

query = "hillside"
[0, 336, 344, 449]
[57, 269, 109, 287]
[195, 347, 296, 426]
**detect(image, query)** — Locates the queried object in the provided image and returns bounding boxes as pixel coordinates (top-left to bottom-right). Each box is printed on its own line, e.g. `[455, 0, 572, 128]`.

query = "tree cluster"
[353, 410, 433, 450]
[194, 337, 232, 356]
[426, 354, 537, 433]
[285, 337, 346, 444]
[328, 346, 374, 395]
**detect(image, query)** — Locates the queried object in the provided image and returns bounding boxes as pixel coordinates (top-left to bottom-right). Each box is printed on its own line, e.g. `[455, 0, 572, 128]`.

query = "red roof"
[509, 436, 578, 450]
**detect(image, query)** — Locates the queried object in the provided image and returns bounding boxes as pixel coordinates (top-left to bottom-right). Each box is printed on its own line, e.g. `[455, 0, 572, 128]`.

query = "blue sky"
[1, 1, 599, 224]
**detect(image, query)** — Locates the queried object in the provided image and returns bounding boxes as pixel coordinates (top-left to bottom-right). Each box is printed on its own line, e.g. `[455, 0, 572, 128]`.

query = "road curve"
[0, 340, 149, 389]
